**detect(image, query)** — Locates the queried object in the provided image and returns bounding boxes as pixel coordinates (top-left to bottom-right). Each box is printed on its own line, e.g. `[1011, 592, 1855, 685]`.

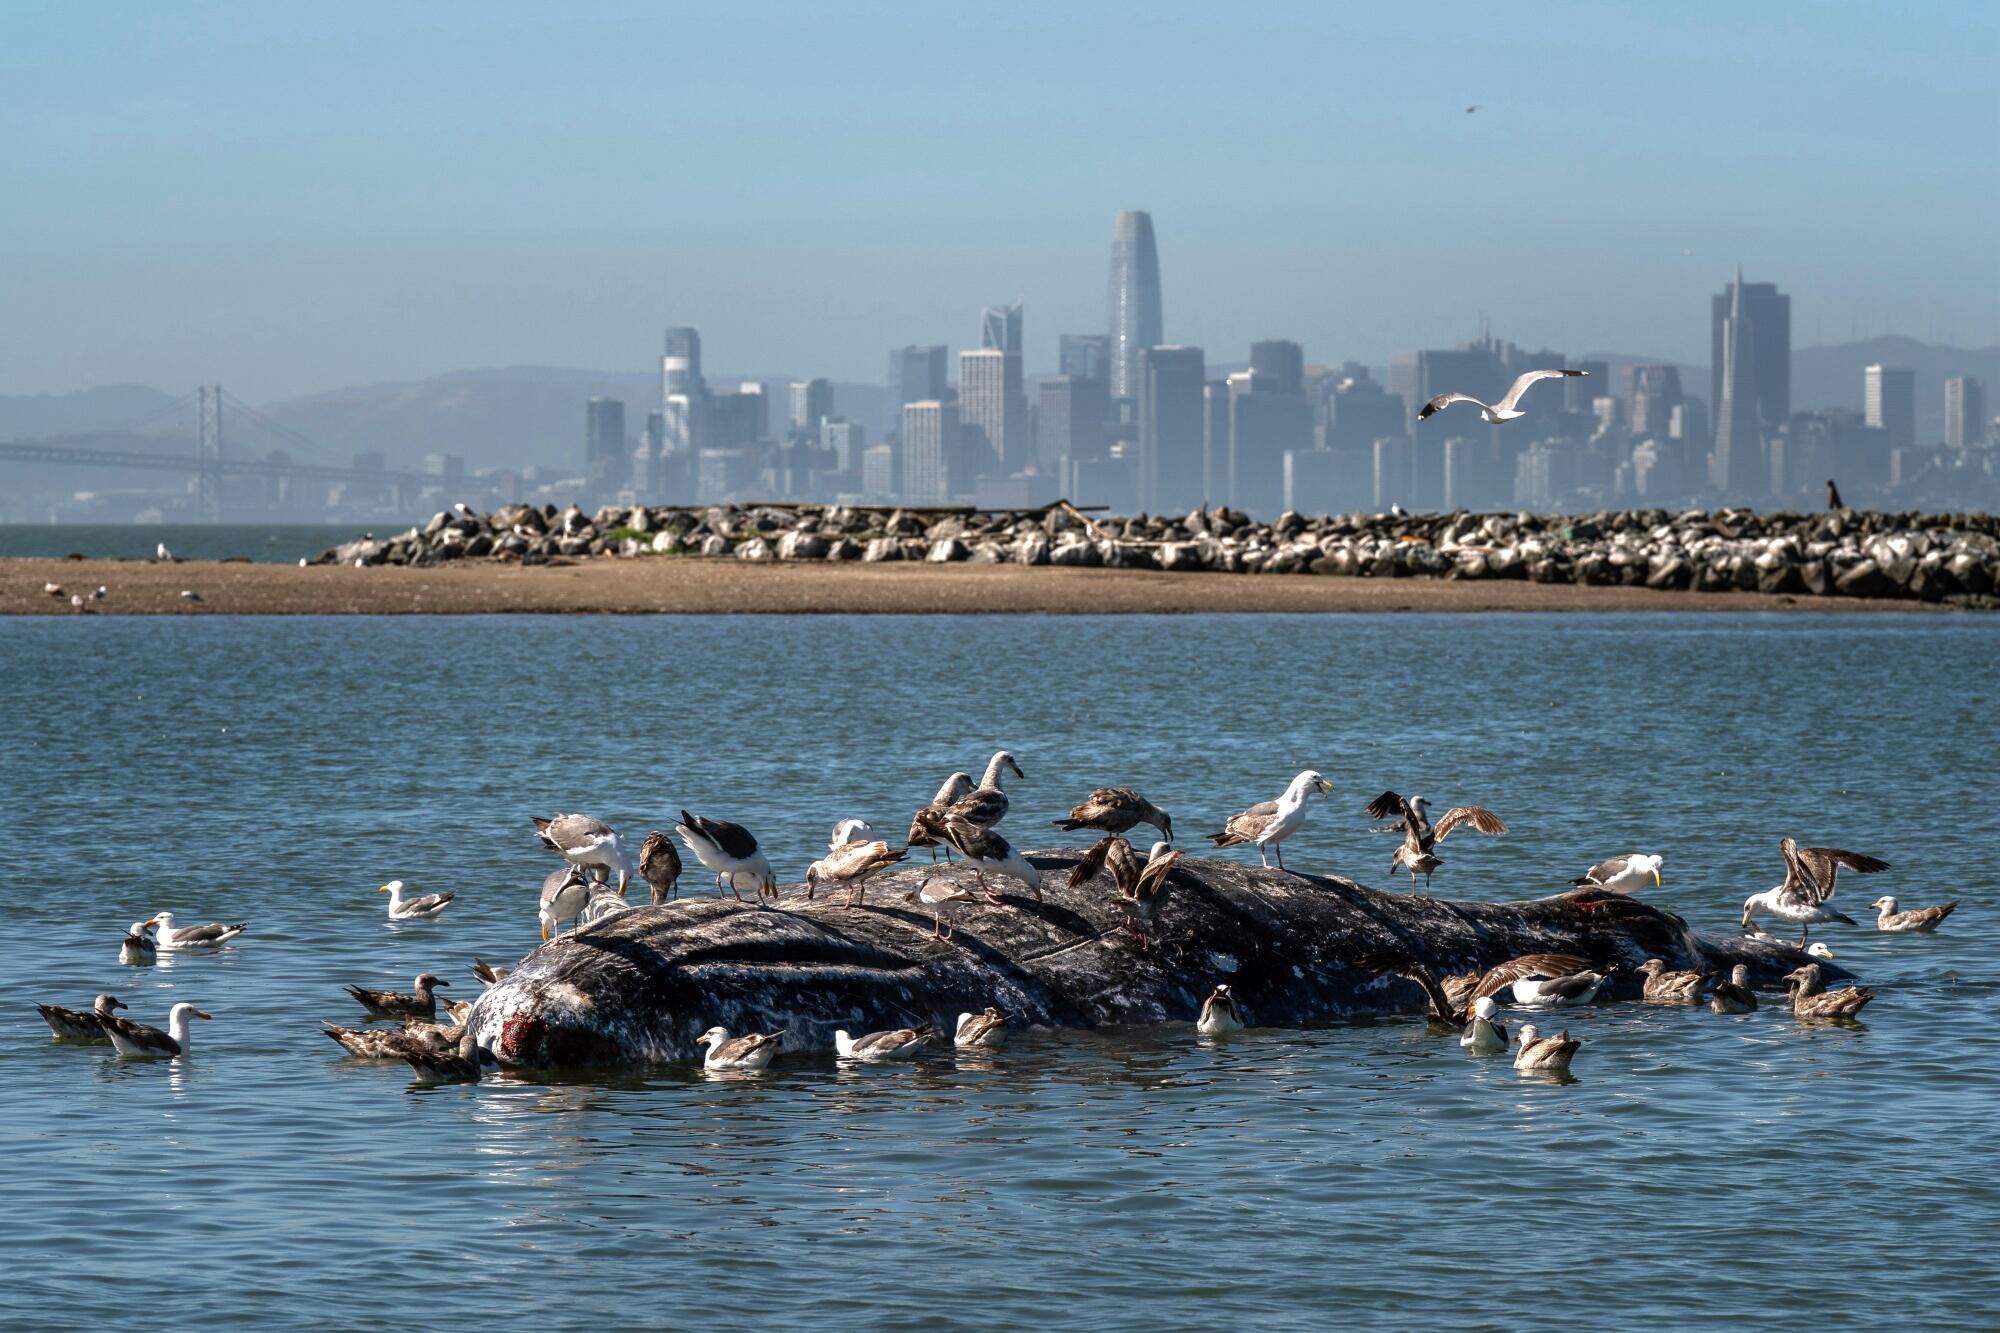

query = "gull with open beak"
[1207, 771, 1333, 869]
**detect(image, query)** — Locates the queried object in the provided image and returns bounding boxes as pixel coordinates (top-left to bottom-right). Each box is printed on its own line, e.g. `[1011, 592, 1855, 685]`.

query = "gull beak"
[694, 1033, 711, 1046]
[378, 885, 391, 893]
[1740, 910, 1753, 927]
[1652, 869, 1661, 886]
[195, 1010, 212, 1020]
[1316, 779, 1334, 799]
[618, 883, 628, 899]
[541, 923, 550, 941]
[142, 918, 158, 927]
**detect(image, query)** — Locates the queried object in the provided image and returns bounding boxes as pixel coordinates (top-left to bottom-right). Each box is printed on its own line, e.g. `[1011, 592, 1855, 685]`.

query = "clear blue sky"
[4, 0, 1995, 400]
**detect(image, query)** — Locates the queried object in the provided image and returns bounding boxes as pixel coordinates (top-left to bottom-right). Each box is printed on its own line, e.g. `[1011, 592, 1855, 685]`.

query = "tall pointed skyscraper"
[1107, 210, 1163, 401]
[1712, 267, 1764, 498]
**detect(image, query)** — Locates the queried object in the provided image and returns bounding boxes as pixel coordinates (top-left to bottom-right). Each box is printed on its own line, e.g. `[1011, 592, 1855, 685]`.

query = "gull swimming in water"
[1197, 984, 1245, 1036]
[344, 972, 447, 1020]
[380, 879, 455, 920]
[1740, 838, 1888, 945]
[639, 831, 683, 904]
[1465, 953, 1593, 1003]
[695, 1026, 783, 1071]
[323, 1003, 467, 1059]
[104, 1001, 210, 1058]
[1512, 1024, 1580, 1071]
[1511, 968, 1608, 1008]
[1364, 790, 1507, 892]
[1208, 770, 1334, 869]
[939, 815, 1042, 903]
[149, 911, 246, 949]
[120, 919, 158, 965]
[532, 813, 633, 894]
[1568, 853, 1665, 896]
[1636, 958, 1709, 1003]
[945, 750, 1027, 830]
[1070, 835, 1180, 952]
[833, 1023, 933, 1060]
[954, 1007, 1008, 1048]
[538, 864, 593, 939]
[1418, 368, 1587, 425]
[1054, 788, 1173, 843]
[1784, 963, 1878, 1019]
[402, 1027, 484, 1084]
[674, 810, 777, 899]
[1869, 896, 1956, 933]
[1460, 995, 1507, 1053]
[904, 874, 979, 940]
[805, 838, 908, 909]
[1710, 964, 1757, 1014]
[37, 993, 126, 1041]
[909, 772, 976, 862]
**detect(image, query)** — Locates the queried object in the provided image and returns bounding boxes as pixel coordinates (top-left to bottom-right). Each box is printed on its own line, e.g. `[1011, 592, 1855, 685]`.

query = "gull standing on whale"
[1568, 853, 1664, 896]
[940, 815, 1042, 903]
[1418, 368, 1588, 425]
[909, 772, 976, 862]
[805, 837, 908, 909]
[639, 831, 683, 905]
[1054, 788, 1173, 843]
[946, 751, 1027, 830]
[1740, 838, 1888, 945]
[1364, 790, 1507, 892]
[1070, 834, 1180, 952]
[1208, 770, 1334, 869]
[538, 864, 594, 939]
[532, 813, 633, 895]
[674, 810, 777, 900]
[904, 874, 979, 940]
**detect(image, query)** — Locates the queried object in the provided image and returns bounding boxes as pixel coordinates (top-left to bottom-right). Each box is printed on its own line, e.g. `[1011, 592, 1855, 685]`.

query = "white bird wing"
[1417, 391, 1487, 420]
[1495, 368, 1583, 412]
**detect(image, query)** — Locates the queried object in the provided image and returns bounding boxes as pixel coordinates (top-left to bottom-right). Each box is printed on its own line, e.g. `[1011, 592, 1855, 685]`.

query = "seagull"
[156, 542, 176, 562]
[945, 750, 1027, 830]
[380, 879, 455, 920]
[833, 1024, 933, 1060]
[1710, 964, 1757, 1014]
[37, 993, 126, 1041]
[70, 593, 86, 612]
[1869, 896, 1957, 933]
[150, 911, 246, 949]
[402, 1027, 484, 1083]
[828, 818, 875, 849]
[939, 815, 1042, 903]
[1512, 1025, 1580, 1071]
[1568, 853, 1664, 896]
[91, 585, 107, 600]
[538, 864, 592, 939]
[805, 838, 908, 909]
[954, 1007, 1008, 1048]
[471, 957, 511, 988]
[1740, 838, 1888, 944]
[1636, 958, 1710, 1003]
[1390, 503, 1409, 518]
[1460, 995, 1507, 1053]
[674, 810, 776, 899]
[908, 772, 976, 861]
[344, 972, 447, 1020]
[1364, 790, 1507, 891]
[119, 918, 158, 965]
[1511, 968, 1608, 1008]
[1784, 963, 1878, 1019]
[1418, 368, 1587, 425]
[43, 581, 62, 597]
[179, 589, 201, 603]
[1197, 984, 1245, 1036]
[1208, 770, 1334, 869]
[638, 830, 683, 904]
[1070, 834, 1179, 951]
[1466, 953, 1593, 1003]
[532, 813, 633, 894]
[695, 1026, 783, 1071]
[904, 875, 978, 940]
[323, 1003, 467, 1059]
[1053, 788, 1173, 843]
[104, 1001, 210, 1058]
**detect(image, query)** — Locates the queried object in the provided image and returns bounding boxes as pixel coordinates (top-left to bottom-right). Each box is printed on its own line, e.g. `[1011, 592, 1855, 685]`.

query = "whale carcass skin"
[467, 850, 1850, 1069]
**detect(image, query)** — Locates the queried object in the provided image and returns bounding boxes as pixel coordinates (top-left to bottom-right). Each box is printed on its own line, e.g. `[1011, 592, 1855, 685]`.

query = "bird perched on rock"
[1568, 853, 1664, 896]
[1741, 838, 1887, 945]
[954, 1007, 1008, 1048]
[1635, 958, 1709, 1003]
[945, 750, 1027, 830]
[1826, 478, 1845, 511]
[674, 810, 776, 899]
[1209, 770, 1333, 869]
[1418, 368, 1586, 425]
[1365, 790, 1507, 893]
[1784, 963, 1877, 1019]
[1868, 896, 1956, 933]
[379, 879, 455, 920]
[1512, 1025, 1580, 1071]
[1197, 984, 1245, 1036]
[36, 993, 125, 1041]
[344, 972, 447, 1020]
[1710, 964, 1757, 1014]
[532, 813, 633, 895]
[1054, 787, 1173, 843]
[179, 589, 201, 603]
[1070, 834, 1179, 952]
[806, 837, 907, 909]
[833, 1024, 933, 1060]
[695, 1026, 783, 1070]
[156, 542, 176, 562]
[909, 772, 975, 862]
[638, 830, 682, 905]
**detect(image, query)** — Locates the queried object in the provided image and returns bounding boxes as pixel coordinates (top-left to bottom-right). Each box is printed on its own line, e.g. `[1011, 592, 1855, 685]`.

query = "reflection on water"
[0, 612, 1995, 1327]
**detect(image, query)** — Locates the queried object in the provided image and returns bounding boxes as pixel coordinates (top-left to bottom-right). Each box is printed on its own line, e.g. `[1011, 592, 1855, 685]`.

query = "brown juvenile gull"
[695, 1026, 783, 1071]
[1636, 958, 1710, 1003]
[1208, 770, 1334, 869]
[402, 1027, 484, 1084]
[909, 772, 976, 862]
[1740, 838, 1887, 945]
[806, 838, 908, 909]
[1784, 963, 1878, 1019]
[945, 750, 1027, 830]
[1512, 1024, 1580, 1071]
[1418, 368, 1587, 425]
[954, 1007, 1008, 1048]
[1070, 834, 1180, 951]
[103, 1001, 210, 1058]
[1868, 896, 1957, 933]
[532, 813, 633, 894]
[1054, 787, 1173, 843]
[1356, 949, 1463, 1025]
[344, 972, 447, 1020]
[36, 993, 126, 1041]
[639, 830, 683, 905]
[471, 957, 512, 988]
[1364, 790, 1507, 893]
[1710, 965, 1758, 1014]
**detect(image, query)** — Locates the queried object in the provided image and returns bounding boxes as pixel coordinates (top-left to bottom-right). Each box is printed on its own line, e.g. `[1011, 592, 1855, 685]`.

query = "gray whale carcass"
[467, 849, 1851, 1069]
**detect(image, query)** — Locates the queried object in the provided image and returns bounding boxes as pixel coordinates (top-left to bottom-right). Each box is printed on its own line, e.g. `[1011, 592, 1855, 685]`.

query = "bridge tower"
[197, 385, 223, 521]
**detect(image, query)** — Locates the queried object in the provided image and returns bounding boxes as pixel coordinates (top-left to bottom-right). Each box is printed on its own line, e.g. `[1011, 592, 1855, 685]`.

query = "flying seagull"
[1418, 368, 1587, 425]
[1464, 104, 1481, 114]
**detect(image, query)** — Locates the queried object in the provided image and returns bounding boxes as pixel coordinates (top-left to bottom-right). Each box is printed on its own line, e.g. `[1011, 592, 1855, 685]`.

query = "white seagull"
[532, 813, 633, 894]
[1568, 853, 1664, 895]
[1459, 995, 1508, 1053]
[104, 1001, 210, 1058]
[538, 865, 593, 940]
[674, 810, 777, 899]
[149, 911, 246, 949]
[695, 1026, 783, 1071]
[380, 879, 455, 920]
[1208, 770, 1334, 869]
[1418, 368, 1587, 425]
[1740, 837, 1887, 945]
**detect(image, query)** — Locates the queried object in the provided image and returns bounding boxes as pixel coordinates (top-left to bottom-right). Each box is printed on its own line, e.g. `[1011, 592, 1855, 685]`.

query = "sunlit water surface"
[2, 613, 1994, 1330]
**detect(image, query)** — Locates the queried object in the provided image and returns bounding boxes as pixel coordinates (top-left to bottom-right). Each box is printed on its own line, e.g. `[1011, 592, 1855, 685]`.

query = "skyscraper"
[1623, 364, 1684, 438]
[789, 378, 833, 439]
[821, 418, 864, 473]
[661, 326, 706, 459]
[901, 400, 960, 503]
[1107, 210, 1163, 401]
[1248, 340, 1305, 397]
[1059, 334, 1111, 383]
[1946, 376, 1987, 450]
[1138, 345, 1204, 514]
[1038, 375, 1107, 475]
[585, 397, 627, 494]
[1712, 268, 1764, 496]
[1709, 273, 1789, 430]
[967, 305, 1027, 471]
[959, 349, 1009, 477]
[1864, 364, 1916, 451]
[662, 327, 703, 399]
[1227, 370, 1311, 519]
[981, 304, 1023, 353]
[887, 345, 949, 431]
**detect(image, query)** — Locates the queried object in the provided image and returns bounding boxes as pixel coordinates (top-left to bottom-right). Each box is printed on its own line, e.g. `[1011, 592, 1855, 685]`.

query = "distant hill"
[1793, 336, 2000, 442]
[0, 384, 182, 441]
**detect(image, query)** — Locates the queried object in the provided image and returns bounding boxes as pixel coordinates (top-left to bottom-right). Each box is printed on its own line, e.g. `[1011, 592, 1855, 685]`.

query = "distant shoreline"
[0, 556, 1960, 616]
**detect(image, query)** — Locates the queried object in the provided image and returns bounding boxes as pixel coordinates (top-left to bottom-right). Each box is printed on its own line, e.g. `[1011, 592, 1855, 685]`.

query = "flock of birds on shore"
[34, 749, 1960, 1080]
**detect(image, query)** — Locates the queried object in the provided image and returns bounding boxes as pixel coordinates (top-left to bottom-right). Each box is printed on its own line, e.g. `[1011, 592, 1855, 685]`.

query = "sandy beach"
[0, 555, 1952, 615]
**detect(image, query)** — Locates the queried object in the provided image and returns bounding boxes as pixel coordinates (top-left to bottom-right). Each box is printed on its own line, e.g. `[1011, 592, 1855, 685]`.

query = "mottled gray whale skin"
[468, 849, 1851, 1069]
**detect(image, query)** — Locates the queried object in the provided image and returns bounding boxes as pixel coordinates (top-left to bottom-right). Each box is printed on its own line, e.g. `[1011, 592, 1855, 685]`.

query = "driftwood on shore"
[313, 499, 2000, 606]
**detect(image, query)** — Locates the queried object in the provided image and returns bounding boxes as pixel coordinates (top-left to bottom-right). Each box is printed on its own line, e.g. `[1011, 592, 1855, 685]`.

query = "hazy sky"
[4, 1, 1995, 401]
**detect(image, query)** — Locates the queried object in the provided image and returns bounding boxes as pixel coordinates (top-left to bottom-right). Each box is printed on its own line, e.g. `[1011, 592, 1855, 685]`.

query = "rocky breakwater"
[312, 501, 2000, 606]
